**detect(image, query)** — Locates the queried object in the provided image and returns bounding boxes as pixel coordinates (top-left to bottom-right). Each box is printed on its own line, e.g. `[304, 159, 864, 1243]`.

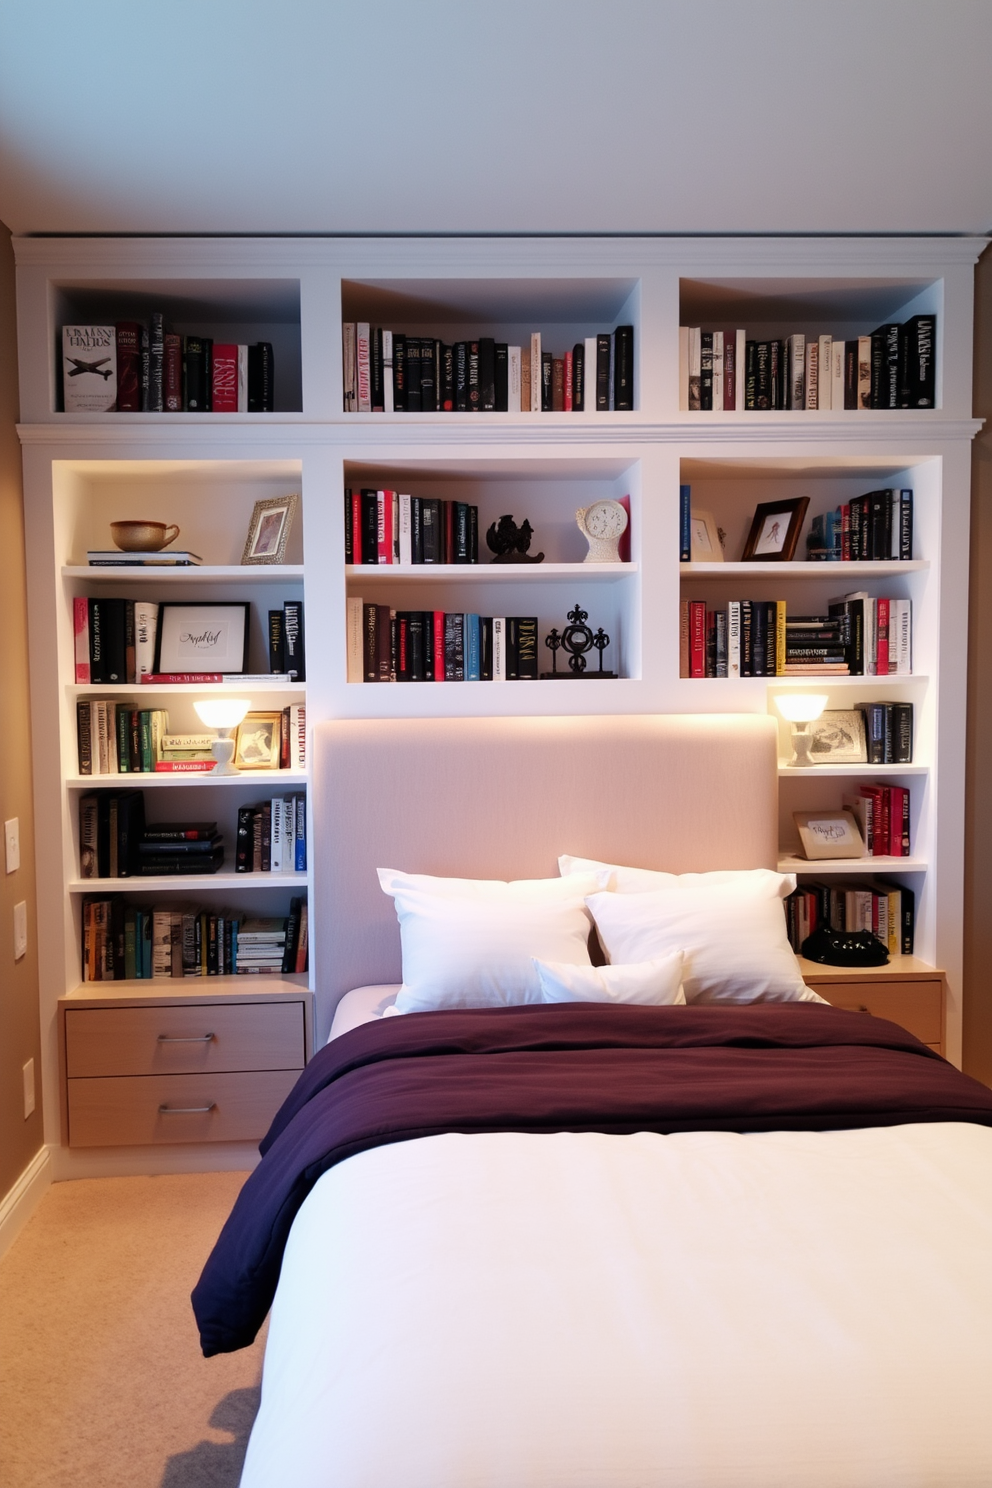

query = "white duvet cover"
[241, 1121, 992, 1488]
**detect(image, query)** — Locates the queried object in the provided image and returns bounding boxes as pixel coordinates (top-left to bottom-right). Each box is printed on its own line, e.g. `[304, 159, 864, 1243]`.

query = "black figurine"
[542, 603, 617, 678]
[485, 514, 545, 564]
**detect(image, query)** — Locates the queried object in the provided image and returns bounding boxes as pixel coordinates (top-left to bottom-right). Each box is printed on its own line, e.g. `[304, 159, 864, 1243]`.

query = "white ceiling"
[1, 1, 991, 239]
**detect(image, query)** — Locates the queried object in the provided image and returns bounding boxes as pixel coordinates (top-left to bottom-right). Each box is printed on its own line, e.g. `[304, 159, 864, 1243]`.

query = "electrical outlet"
[4, 818, 19, 874]
[13, 901, 27, 960]
[22, 1059, 35, 1119]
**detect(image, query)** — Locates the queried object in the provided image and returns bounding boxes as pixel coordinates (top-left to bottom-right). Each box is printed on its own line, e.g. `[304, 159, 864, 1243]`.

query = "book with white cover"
[712, 331, 724, 411]
[62, 326, 117, 411]
[727, 600, 741, 679]
[271, 797, 285, 873]
[508, 347, 521, 412]
[238, 345, 250, 411]
[818, 335, 833, 409]
[530, 333, 542, 412]
[356, 323, 372, 412]
[805, 342, 819, 410]
[346, 598, 363, 683]
[735, 329, 746, 410]
[382, 330, 394, 413]
[492, 617, 506, 680]
[831, 339, 845, 411]
[584, 338, 598, 412]
[398, 495, 412, 566]
[787, 334, 805, 409]
[134, 601, 159, 679]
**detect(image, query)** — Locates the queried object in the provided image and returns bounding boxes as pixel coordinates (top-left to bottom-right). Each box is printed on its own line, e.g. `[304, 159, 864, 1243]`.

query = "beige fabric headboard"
[311, 712, 778, 1040]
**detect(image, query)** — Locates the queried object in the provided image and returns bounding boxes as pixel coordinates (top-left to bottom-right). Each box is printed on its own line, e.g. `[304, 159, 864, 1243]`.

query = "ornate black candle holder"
[541, 603, 617, 678]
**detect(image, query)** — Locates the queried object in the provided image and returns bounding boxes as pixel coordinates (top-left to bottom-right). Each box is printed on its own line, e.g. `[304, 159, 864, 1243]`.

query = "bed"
[193, 714, 992, 1488]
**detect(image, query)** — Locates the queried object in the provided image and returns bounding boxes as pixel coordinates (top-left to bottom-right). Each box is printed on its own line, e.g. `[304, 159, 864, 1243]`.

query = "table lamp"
[775, 693, 828, 768]
[193, 698, 251, 775]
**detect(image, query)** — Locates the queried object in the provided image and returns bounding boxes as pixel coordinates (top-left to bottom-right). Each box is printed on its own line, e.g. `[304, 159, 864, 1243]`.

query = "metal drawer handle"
[157, 1033, 215, 1043]
[158, 1103, 217, 1114]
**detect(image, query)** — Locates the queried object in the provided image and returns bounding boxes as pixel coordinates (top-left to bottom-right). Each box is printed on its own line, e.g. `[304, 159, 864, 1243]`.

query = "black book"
[892, 701, 914, 763]
[283, 898, 302, 974]
[699, 331, 714, 411]
[480, 616, 493, 679]
[378, 603, 393, 682]
[420, 338, 438, 412]
[572, 342, 585, 411]
[361, 489, 379, 564]
[443, 612, 465, 681]
[505, 617, 520, 680]
[144, 822, 218, 841]
[454, 342, 469, 411]
[343, 487, 353, 564]
[467, 342, 481, 411]
[754, 342, 771, 409]
[859, 701, 889, 763]
[392, 334, 407, 411]
[478, 338, 496, 411]
[97, 598, 127, 684]
[260, 800, 272, 873]
[744, 340, 758, 409]
[514, 616, 539, 679]
[541, 351, 553, 412]
[421, 499, 441, 564]
[751, 603, 767, 676]
[768, 340, 782, 411]
[405, 339, 422, 412]
[363, 603, 378, 681]
[595, 333, 611, 410]
[182, 336, 208, 411]
[827, 598, 865, 674]
[137, 835, 221, 855]
[236, 807, 254, 871]
[247, 342, 274, 412]
[395, 613, 410, 682]
[765, 601, 777, 676]
[844, 340, 859, 410]
[139, 850, 224, 876]
[99, 790, 145, 877]
[148, 312, 165, 411]
[871, 322, 900, 409]
[899, 489, 914, 561]
[268, 610, 285, 672]
[411, 496, 424, 564]
[867, 490, 891, 561]
[468, 504, 478, 562]
[454, 503, 470, 562]
[423, 610, 435, 681]
[870, 327, 888, 409]
[370, 327, 384, 411]
[900, 315, 936, 408]
[407, 612, 427, 681]
[613, 325, 634, 410]
[440, 343, 455, 410]
[283, 600, 305, 680]
[494, 343, 508, 411]
[88, 598, 105, 684]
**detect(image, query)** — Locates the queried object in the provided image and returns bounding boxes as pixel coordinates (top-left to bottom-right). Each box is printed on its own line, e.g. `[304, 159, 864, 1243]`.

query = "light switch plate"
[13, 901, 27, 960]
[4, 818, 19, 874]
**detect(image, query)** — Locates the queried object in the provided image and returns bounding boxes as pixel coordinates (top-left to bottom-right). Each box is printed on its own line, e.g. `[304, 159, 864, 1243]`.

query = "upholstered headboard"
[311, 713, 778, 1041]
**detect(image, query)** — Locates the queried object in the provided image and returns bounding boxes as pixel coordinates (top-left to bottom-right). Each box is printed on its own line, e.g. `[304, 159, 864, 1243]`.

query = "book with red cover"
[115, 322, 142, 411]
[74, 596, 91, 683]
[377, 490, 394, 565]
[211, 344, 238, 412]
[154, 760, 216, 773]
[876, 597, 890, 675]
[888, 784, 910, 856]
[164, 334, 183, 411]
[689, 600, 706, 678]
[433, 609, 446, 682]
[563, 351, 573, 411]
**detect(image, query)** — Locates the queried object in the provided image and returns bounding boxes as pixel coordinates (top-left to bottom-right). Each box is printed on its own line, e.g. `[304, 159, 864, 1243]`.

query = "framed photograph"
[234, 712, 283, 770]
[807, 710, 868, 764]
[690, 509, 724, 563]
[241, 493, 299, 565]
[741, 496, 810, 562]
[153, 602, 250, 675]
[794, 809, 866, 861]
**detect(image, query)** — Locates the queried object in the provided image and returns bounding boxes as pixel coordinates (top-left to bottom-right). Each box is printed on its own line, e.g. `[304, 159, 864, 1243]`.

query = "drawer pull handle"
[158, 1103, 217, 1115]
[157, 1033, 215, 1044]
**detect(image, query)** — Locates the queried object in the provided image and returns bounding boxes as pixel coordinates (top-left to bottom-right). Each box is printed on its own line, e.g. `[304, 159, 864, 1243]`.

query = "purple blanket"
[192, 1001, 992, 1356]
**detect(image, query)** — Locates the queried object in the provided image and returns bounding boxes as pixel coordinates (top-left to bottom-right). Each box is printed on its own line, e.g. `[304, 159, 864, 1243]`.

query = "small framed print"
[242, 494, 299, 565]
[234, 712, 283, 770]
[153, 602, 250, 675]
[690, 509, 724, 563]
[741, 496, 810, 562]
[794, 809, 866, 861]
[807, 710, 868, 764]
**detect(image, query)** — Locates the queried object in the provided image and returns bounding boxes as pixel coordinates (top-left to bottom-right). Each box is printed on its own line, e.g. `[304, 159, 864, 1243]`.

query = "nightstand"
[798, 956, 944, 1056]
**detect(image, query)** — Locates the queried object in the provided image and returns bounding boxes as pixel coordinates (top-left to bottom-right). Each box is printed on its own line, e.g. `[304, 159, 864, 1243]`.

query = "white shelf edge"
[65, 772, 308, 789]
[682, 560, 928, 577]
[345, 562, 637, 580]
[777, 763, 927, 777]
[777, 855, 927, 874]
[69, 873, 309, 892]
[68, 682, 306, 696]
[63, 565, 304, 582]
[62, 972, 310, 1001]
[765, 674, 923, 688]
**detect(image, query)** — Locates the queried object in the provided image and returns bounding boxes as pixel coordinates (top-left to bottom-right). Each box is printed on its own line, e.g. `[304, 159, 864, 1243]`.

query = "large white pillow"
[560, 854, 795, 900]
[378, 867, 609, 900]
[388, 887, 594, 1014]
[535, 951, 686, 1006]
[585, 883, 819, 1005]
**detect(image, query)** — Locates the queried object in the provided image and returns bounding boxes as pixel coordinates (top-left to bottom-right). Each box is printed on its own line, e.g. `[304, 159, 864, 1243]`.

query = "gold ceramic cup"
[110, 521, 180, 552]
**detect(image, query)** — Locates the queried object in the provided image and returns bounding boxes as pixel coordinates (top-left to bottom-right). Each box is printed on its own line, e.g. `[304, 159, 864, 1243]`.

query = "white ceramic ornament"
[576, 499, 628, 563]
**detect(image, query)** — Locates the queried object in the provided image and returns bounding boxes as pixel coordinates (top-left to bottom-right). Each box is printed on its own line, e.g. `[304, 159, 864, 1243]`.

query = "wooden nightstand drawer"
[817, 981, 943, 1046]
[65, 1001, 306, 1078]
[66, 1069, 300, 1147]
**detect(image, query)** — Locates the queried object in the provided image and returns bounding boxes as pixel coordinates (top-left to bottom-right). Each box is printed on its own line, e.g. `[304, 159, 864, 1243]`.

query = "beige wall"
[0, 220, 43, 1194]
[964, 241, 992, 1084]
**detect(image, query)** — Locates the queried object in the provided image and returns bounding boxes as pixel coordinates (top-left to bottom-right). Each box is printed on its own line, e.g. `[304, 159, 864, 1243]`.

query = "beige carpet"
[0, 1172, 267, 1488]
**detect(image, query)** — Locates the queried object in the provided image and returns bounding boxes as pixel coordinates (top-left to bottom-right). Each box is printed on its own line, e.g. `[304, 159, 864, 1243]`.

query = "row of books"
[344, 489, 479, 566]
[342, 325, 634, 412]
[267, 601, 306, 678]
[679, 595, 912, 678]
[236, 798, 307, 873]
[843, 785, 912, 857]
[680, 316, 936, 411]
[786, 881, 914, 957]
[348, 602, 540, 682]
[807, 490, 914, 562]
[73, 597, 305, 684]
[78, 799, 307, 879]
[76, 702, 307, 775]
[81, 897, 307, 980]
[62, 324, 275, 413]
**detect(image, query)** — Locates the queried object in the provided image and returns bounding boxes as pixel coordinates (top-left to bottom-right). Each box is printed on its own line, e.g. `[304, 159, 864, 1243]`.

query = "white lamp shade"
[193, 698, 251, 730]
[775, 693, 829, 725]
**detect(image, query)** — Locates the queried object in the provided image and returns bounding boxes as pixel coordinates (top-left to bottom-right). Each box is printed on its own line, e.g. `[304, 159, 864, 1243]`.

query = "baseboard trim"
[0, 1146, 53, 1262]
[49, 1141, 261, 1182]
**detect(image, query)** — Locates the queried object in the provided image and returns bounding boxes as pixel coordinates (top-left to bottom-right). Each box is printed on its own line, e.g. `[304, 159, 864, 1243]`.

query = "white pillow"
[560, 854, 795, 900]
[378, 867, 609, 900]
[585, 883, 819, 1005]
[535, 951, 686, 1006]
[388, 887, 594, 1014]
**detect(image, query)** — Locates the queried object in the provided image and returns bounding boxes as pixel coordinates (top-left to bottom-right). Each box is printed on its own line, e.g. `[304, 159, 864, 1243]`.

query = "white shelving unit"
[14, 234, 982, 1172]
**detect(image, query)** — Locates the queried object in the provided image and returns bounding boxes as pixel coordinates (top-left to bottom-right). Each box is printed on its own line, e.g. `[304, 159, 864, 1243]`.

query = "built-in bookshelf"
[15, 234, 982, 1172]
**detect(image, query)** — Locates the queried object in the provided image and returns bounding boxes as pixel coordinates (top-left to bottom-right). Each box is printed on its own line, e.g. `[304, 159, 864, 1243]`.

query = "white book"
[678, 326, 689, 410]
[398, 495, 412, 566]
[356, 322, 372, 412]
[788, 333, 805, 409]
[271, 797, 284, 873]
[237, 345, 250, 412]
[805, 341, 818, 410]
[892, 599, 912, 674]
[152, 909, 173, 978]
[62, 326, 117, 412]
[382, 330, 394, 414]
[857, 334, 871, 409]
[133, 600, 159, 679]
[492, 617, 507, 681]
[727, 601, 741, 679]
[890, 491, 902, 560]
[818, 335, 833, 409]
[712, 331, 724, 411]
[584, 337, 598, 413]
[341, 323, 356, 412]
[346, 597, 364, 683]
[508, 346, 522, 411]
[530, 333, 542, 412]
[831, 339, 845, 412]
[289, 703, 306, 769]
[687, 328, 701, 411]
[735, 329, 746, 411]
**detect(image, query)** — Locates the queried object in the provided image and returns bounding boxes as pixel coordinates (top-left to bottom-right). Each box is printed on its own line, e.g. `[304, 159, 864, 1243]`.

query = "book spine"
[356, 323, 372, 412]
[508, 346, 522, 412]
[727, 601, 741, 679]
[342, 323, 356, 411]
[492, 617, 506, 681]
[529, 333, 542, 413]
[211, 343, 238, 412]
[679, 485, 691, 563]
[613, 325, 634, 410]
[392, 333, 406, 411]
[115, 322, 142, 411]
[689, 601, 706, 677]
[433, 609, 446, 683]
[164, 334, 183, 411]
[382, 330, 394, 413]
[268, 610, 285, 673]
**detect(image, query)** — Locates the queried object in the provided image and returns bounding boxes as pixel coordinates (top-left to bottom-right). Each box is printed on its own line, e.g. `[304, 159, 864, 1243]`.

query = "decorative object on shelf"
[741, 496, 810, 561]
[806, 709, 868, 765]
[485, 515, 544, 564]
[775, 693, 828, 767]
[542, 604, 616, 678]
[110, 520, 180, 553]
[234, 711, 283, 770]
[800, 925, 889, 968]
[192, 698, 251, 776]
[576, 499, 629, 563]
[689, 509, 724, 563]
[242, 494, 299, 566]
[154, 603, 251, 675]
[793, 809, 866, 861]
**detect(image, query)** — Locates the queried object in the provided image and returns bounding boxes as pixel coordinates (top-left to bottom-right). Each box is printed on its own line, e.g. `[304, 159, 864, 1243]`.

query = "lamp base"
[789, 724, 816, 769]
[210, 734, 238, 775]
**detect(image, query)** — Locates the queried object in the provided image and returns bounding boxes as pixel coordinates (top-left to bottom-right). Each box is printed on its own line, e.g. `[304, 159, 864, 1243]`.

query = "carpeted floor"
[0, 1172, 267, 1488]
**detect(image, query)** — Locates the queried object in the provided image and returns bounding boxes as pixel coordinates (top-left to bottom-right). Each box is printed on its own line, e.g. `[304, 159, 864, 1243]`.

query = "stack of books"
[86, 550, 202, 567]
[235, 917, 291, 974]
[137, 822, 223, 876]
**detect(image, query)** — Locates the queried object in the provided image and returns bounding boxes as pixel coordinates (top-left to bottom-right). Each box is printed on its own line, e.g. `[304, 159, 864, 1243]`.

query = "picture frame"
[153, 602, 250, 675]
[793, 809, 866, 861]
[241, 493, 299, 566]
[741, 496, 810, 562]
[234, 711, 283, 770]
[690, 509, 724, 563]
[807, 709, 868, 765]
